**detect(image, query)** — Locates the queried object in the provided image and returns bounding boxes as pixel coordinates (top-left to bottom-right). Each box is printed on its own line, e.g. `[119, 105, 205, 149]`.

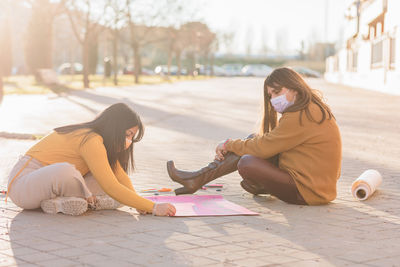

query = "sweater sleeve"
[225, 112, 310, 158]
[114, 161, 135, 192]
[79, 135, 154, 212]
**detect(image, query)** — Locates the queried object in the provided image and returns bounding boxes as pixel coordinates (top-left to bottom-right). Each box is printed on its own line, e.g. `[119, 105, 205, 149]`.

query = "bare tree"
[0, 67, 3, 103]
[24, 0, 66, 76]
[104, 0, 127, 85]
[245, 27, 254, 56]
[125, 0, 166, 83]
[161, 0, 187, 77]
[275, 28, 288, 56]
[0, 0, 15, 104]
[162, 24, 203, 78]
[201, 30, 216, 76]
[161, 25, 190, 78]
[207, 33, 218, 76]
[125, 0, 189, 83]
[0, 15, 12, 78]
[220, 32, 235, 55]
[260, 27, 269, 56]
[173, 28, 187, 79]
[179, 22, 215, 76]
[66, 0, 107, 88]
[298, 40, 306, 60]
[165, 27, 177, 77]
[0, 77, 3, 104]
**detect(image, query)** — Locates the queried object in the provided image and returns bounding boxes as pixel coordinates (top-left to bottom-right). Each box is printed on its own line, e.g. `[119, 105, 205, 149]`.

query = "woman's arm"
[79, 136, 154, 213]
[225, 112, 310, 158]
[114, 162, 151, 214]
[114, 161, 135, 192]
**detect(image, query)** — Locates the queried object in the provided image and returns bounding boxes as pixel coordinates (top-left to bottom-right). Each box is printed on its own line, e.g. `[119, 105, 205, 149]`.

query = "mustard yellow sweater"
[26, 129, 155, 212]
[225, 103, 342, 205]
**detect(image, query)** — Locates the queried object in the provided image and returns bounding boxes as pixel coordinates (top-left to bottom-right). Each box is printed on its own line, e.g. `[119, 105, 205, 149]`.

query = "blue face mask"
[270, 92, 295, 113]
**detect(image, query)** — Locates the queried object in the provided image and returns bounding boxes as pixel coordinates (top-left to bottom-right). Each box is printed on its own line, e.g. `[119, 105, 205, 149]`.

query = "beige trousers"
[7, 155, 106, 209]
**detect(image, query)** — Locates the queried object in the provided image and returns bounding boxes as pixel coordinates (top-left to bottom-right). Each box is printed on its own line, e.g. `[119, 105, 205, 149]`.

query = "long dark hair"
[55, 103, 144, 172]
[261, 67, 334, 134]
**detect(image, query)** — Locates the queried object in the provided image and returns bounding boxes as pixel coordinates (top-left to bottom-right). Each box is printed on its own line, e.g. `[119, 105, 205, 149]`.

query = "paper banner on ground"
[145, 195, 259, 217]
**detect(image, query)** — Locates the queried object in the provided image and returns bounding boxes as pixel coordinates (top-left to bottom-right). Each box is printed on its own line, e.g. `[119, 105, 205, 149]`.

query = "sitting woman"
[167, 67, 342, 205]
[7, 103, 176, 216]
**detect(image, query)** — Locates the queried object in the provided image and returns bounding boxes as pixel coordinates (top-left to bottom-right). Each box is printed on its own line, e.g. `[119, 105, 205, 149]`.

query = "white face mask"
[270, 92, 295, 113]
[125, 137, 133, 149]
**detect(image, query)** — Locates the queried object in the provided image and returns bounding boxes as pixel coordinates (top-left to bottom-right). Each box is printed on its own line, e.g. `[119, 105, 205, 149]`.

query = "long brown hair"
[55, 103, 144, 173]
[260, 67, 334, 134]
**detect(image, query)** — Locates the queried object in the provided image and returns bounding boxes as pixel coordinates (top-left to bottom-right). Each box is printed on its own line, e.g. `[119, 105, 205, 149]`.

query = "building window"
[334, 55, 339, 72]
[352, 50, 358, 71]
[390, 38, 396, 69]
[371, 39, 383, 67]
[347, 50, 358, 72]
[347, 50, 352, 71]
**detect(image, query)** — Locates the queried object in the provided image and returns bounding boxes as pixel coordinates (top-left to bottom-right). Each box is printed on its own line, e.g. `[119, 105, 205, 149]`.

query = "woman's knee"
[49, 163, 86, 193]
[237, 155, 259, 178]
[84, 173, 105, 196]
[51, 163, 81, 178]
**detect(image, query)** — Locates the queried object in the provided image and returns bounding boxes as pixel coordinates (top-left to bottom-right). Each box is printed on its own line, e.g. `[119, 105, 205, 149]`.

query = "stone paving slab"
[0, 78, 399, 266]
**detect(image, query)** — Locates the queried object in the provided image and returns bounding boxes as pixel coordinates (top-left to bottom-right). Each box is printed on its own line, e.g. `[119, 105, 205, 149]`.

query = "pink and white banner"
[145, 195, 259, 217]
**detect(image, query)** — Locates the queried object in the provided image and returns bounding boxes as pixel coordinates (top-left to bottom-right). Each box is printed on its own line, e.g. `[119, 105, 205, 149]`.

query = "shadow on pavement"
[66, 90, 249, 140]
[9, 208, 193, 266]
[339, 155, 400, 219]
[7, 150, 400, 266]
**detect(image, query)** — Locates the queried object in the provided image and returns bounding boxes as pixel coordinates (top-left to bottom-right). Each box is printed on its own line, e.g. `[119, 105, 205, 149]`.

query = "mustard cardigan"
[225, 103, 342, 205]
[26, 129, 154, 212]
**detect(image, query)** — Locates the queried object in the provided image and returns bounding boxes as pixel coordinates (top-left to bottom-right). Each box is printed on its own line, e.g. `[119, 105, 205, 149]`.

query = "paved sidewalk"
[0, 78, 399, 266]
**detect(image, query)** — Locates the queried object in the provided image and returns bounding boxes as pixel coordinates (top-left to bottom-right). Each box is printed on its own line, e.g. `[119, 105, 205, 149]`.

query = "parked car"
[123, 66, 154, 75]
[154, 65, 179, 75]
[241, 64, 273, 77]
[210, 65, 227, 76]
[123, 65, 134, 75]
[141, 68, 155, 75]
[154, 65, 187, 75]
[58, 63, 83, 75]
[197, 65, 228, 76]
[180, 68, 188, 75]
[291, 66, 321, 78]
[221, 64, 243, 76]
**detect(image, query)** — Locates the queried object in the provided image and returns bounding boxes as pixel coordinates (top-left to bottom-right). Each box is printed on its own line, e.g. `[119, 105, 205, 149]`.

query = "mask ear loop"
[125, 136, 133, 150]
[132, 128, 142, 143]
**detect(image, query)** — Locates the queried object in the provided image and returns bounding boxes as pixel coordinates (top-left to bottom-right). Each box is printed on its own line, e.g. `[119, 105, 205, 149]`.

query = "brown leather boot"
[167, 152, 241, 195]
[240, 179, 268, 195]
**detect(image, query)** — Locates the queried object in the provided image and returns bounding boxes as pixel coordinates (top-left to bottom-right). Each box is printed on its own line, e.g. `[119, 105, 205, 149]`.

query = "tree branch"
[66, 8, 83, 44]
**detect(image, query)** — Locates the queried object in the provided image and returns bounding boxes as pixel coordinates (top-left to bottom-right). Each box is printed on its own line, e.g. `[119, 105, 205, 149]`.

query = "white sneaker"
[91, 195, 122, 210]
[41, 197, 88, 216]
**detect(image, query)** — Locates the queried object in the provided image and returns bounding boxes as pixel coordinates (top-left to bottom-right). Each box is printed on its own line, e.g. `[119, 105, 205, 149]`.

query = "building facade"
[325, 0, 400, 94]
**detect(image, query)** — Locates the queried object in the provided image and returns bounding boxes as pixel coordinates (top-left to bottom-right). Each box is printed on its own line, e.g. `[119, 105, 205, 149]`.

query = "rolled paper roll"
[351, 169, 383, 201]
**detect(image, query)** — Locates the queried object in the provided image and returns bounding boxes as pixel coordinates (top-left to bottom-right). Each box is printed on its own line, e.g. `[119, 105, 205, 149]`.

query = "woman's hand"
[136, 209, 148, 215]
[152, 203, 176, 216]
[86, 196, 98, 210]
[215, 141, 228, 161]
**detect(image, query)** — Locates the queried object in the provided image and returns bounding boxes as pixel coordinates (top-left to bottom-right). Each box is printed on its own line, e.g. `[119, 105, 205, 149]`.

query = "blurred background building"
[0, 0, 358, 90]
[325, 0, 400, 94]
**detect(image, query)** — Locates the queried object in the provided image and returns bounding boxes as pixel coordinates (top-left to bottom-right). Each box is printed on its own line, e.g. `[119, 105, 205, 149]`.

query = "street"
[0, 77, 399, 266]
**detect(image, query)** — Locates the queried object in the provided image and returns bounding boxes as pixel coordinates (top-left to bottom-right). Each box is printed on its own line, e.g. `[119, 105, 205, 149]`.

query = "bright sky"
[197, 0, 349, 55]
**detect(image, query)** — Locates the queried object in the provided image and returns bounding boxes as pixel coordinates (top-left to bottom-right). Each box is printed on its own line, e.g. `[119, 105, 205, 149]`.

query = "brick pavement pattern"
[0, 78, 399, 267]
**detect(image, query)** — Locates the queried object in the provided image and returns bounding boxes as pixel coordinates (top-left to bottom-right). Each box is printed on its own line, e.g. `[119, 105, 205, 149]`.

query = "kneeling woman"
[7, 103, 176, 216]
[167, 67, 342, 205]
